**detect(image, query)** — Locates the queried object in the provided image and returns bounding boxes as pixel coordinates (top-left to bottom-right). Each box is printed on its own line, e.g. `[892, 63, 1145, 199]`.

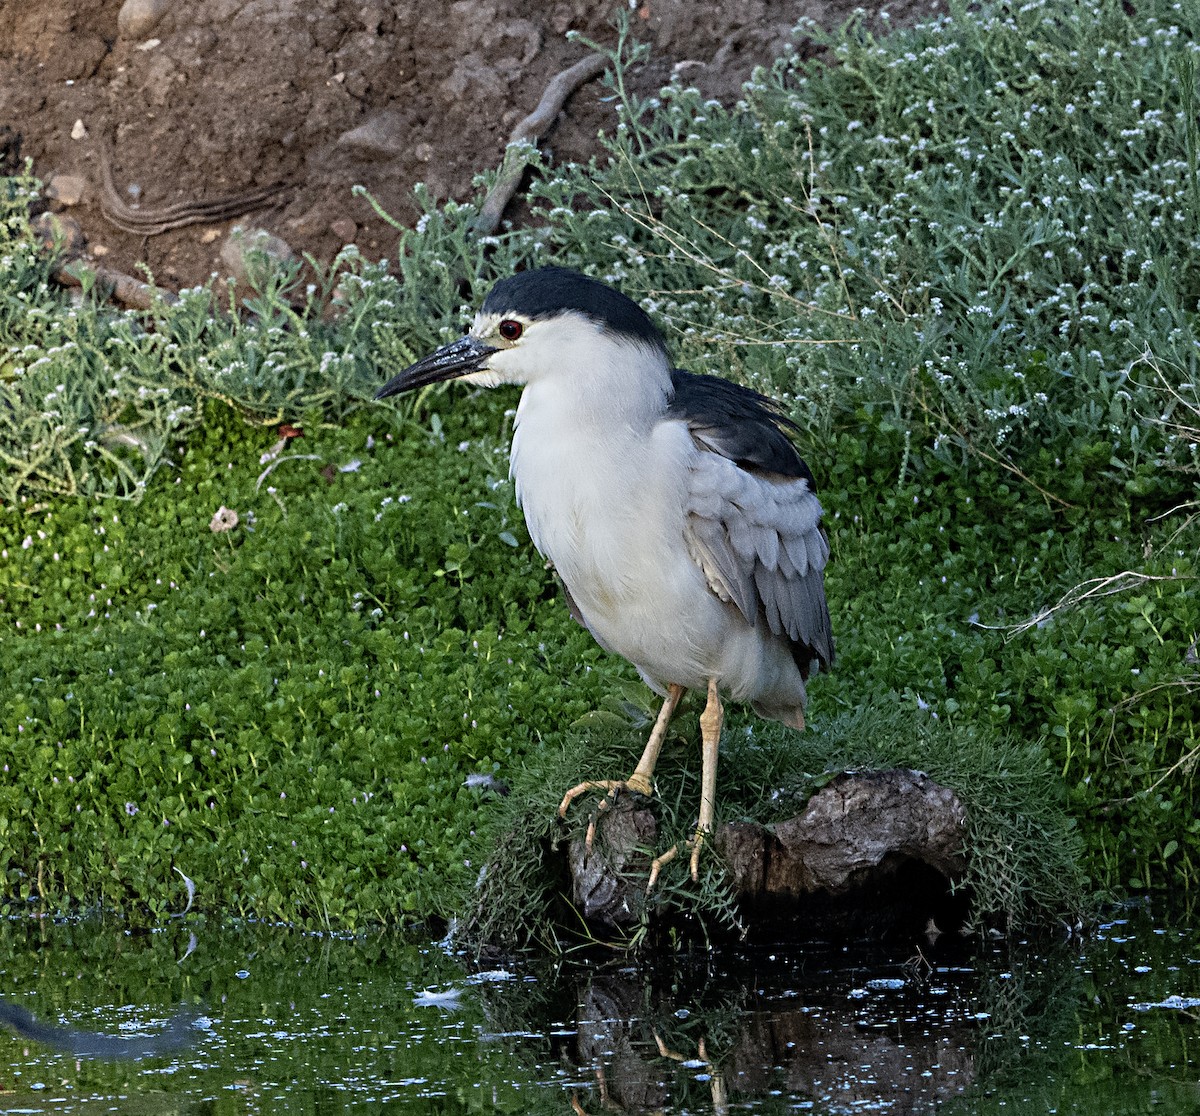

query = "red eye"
[498, 319, 523, 342]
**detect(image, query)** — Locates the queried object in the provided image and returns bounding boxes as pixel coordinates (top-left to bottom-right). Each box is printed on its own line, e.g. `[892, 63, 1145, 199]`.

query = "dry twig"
[972, 570, 1186, 641]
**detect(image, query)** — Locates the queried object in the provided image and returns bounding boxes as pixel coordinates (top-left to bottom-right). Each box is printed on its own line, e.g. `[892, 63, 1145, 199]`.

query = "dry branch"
[470, 53, 609, 236]
[54, 257, 177, 311]
[973, 570, 1186, 641]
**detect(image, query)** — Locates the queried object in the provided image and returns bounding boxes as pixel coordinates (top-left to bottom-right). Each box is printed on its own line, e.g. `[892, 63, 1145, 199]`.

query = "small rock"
[330, 217, 356, 244]
[92, 244, 110, 257]
[48, 35, 108, 82]
[117, 0, 175, 40]
[142, 53, 178, 106]
[199, 228, 221, 244]
[336, 110, 406, 159]
[343, 71, 370, 99]
[310, 15, 341, 51]
[440, 52, 508, 103]
[486, 18, 541, 66]
[31, 213, 86, 257]
[285, 203, 327, 239]
[413, 142, 433, 162]
[135, 38, 162, 51]
[70, 119, 88, 141]
[46, 173, 88, 207]
[220, 225, 297, 288]
[359, 3, 384, 34]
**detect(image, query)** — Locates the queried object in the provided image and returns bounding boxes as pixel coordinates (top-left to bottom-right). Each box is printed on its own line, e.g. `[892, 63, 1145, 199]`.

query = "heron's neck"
[514, 336, 671, 441]
[508, 350, 672, 562]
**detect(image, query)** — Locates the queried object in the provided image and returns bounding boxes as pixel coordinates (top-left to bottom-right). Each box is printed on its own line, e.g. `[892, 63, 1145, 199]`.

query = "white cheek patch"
[461, 369, 506, 388]
[467, 342, 530, 386]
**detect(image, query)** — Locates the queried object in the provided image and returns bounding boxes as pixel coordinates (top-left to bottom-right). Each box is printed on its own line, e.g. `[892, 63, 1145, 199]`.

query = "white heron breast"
[509, 392, 807, 710]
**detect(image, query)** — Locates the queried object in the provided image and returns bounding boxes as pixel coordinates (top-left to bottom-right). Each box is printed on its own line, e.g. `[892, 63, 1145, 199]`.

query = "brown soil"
[0, 0, 936, 292]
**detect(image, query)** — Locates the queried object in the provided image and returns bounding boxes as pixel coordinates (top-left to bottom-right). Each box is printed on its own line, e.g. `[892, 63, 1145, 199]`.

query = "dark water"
[0, 902, 1195, 1114]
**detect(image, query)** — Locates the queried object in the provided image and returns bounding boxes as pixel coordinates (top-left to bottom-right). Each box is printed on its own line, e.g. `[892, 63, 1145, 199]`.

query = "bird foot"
[558, 775, 654, 852]
[654, 1032, 712, 1064]
[646, 827, 709, 891]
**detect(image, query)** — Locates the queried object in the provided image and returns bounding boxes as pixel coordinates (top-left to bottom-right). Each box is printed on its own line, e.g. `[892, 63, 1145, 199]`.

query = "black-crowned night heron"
[377, 267, 833, 883]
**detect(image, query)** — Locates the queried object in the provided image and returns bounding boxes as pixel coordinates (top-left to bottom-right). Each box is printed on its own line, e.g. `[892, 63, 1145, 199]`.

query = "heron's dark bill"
[375, 335, 497, 399]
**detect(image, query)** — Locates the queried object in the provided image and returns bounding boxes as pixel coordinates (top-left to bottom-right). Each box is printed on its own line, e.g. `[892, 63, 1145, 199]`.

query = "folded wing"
[669, 370, 834, 675]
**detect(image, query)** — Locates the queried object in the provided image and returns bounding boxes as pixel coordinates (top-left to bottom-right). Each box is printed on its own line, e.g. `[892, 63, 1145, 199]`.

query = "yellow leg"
[654, 1034, 727, 1114]
[626, 682, 687, 797]
[692, 677, 723, 879]
[558, 684, 686, 848]
[648, 677, 722, 888]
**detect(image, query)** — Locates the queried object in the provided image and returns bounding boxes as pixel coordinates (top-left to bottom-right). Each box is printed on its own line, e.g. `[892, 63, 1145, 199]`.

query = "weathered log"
[567, 769, 969, 935]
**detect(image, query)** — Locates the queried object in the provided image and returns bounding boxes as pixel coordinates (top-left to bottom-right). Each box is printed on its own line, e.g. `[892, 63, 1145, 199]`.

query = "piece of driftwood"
[54, 256, 178, 310]
[470, 53, 609, 236]
[568, 769, 968, 934]
[31, 212, 178, 311]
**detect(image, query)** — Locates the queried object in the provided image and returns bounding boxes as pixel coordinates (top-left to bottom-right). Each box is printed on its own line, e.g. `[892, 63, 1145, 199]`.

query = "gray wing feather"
[683, 452, 834, 670]
[805, 530, 829, 578]
[753, 561, 786, 636]
[793, 567, 831, 647]
[755, 524, 779, 572]
[685, 518, 745, 613]
[776, 543, 796, 580]
[727, 518, 757, 565]
[781, 529, 809, 578]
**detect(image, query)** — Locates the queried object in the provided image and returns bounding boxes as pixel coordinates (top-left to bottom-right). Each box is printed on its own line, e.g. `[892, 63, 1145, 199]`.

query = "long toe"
[557, 774, 653, 819]
[688, 828, 708, 882]
[646, 843, 679, 892]
[559, 776, 656, 853]
[647, 827, 710, 891]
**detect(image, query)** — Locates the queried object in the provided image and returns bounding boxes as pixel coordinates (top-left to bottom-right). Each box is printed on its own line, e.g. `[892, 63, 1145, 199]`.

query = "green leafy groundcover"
[0, 401, 617, 926]
[2, 0, 1198, 932]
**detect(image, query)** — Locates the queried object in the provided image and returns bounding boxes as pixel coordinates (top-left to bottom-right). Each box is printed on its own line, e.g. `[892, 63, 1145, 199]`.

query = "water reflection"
[559, 952, 979, 1114]
[0, 901, 1195, 1114]
[0, 999, 201, 1060]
